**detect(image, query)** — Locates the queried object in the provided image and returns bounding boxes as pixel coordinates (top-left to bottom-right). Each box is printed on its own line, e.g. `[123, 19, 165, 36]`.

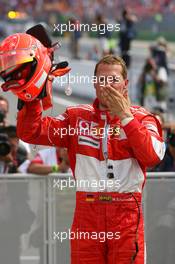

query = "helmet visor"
[0, 48, 35, 74]
[0, 61, 34, 92]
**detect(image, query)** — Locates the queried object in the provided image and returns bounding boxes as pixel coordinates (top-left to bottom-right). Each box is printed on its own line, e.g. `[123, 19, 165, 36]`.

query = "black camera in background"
[0, 133, 11, 156]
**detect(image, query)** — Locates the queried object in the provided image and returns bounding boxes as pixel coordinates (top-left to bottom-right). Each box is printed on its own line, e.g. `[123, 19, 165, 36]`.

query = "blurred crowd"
[1, 0, 175, 36]
[1, 0, 175, 20]
[138, 36, 169, 110]
[64, 0, 175, 21]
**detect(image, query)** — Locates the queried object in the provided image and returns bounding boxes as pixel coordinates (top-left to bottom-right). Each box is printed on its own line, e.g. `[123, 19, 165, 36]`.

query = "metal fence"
[0, 172, 175, 264]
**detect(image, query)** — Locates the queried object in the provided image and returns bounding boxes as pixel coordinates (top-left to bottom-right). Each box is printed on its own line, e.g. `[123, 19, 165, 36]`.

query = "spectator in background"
[119, 8, 137, 68]
[152, 130, 175, 172]
[138, 58, 158, 109]
[148, 109, 175, 172]
[0, 126, 28, 173]
[0, 96, 9, 127]
[150, 37, 169, 109]
[138, 55, 169, 111]
[150, 37, 169, 75]
[95, 14, 111, 57]
[0, 133, 13, 173]
[27, 147, 70, 175]
[0, 95, 31, 155]
[69, 18, 81, 59]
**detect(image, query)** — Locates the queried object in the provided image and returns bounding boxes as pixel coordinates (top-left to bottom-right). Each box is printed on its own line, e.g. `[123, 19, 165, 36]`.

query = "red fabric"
[30, 153, 43, 164]
[71, 192, 144, 264]
[42, 80, 53, 110]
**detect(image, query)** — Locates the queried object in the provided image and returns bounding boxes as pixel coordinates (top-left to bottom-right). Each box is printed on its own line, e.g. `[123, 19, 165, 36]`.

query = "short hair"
[0, 96, 9, 111]
[0, 125, 16, 138]
[94, 55, 128, 79]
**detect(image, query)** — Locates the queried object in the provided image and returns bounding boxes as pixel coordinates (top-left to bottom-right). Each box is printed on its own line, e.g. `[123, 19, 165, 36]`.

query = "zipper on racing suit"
[101, 115, 114, 180]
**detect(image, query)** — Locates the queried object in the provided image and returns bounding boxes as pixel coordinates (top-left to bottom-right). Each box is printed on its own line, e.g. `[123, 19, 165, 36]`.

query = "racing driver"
[1, 44, 165, 263]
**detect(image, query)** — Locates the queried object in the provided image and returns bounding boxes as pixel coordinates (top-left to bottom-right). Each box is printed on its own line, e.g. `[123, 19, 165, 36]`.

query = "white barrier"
[0, 172, 175, 264]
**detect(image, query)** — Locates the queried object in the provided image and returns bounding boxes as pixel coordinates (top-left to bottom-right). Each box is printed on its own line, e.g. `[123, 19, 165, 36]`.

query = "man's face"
[94, 64, 129, 109]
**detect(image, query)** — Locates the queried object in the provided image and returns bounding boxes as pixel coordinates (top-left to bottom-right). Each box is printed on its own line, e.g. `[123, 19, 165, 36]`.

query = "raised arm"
[17, 100, 69, 148]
